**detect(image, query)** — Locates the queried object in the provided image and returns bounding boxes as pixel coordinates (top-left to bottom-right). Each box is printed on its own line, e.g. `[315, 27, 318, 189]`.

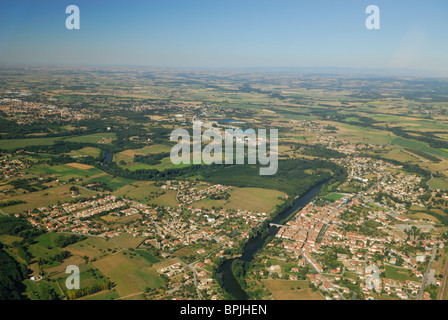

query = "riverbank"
[218, 181, 326, 300]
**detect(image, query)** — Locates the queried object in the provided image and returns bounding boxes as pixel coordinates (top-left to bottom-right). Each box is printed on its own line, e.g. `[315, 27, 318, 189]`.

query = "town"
[0, 66, 447, 301]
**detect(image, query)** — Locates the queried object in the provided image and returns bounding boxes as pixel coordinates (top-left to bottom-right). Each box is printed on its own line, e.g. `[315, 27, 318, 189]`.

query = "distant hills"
[240, 66, 448, 78]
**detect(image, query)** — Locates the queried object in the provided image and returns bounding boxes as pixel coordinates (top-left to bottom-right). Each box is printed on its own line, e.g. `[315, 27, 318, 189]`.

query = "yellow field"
[66, 236, 122, 259]
[92, 252, 164, 297]
[262, 279, 324, 300]
[193, 187, 286, 213]
[66, 162, 95, 170]
[114, 144, 172, 163]
[109, 234, 146, 249]
[1, 185, 96, 214]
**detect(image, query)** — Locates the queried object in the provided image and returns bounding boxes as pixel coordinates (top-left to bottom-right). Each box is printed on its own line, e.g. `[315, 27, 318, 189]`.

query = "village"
[2, 128, 448, 300]
[0, 97, 95, 125]
[249, 145, 448, 300]
[10, 178, 273, 300]
[0, 155, 29, 180]
[18, 180, 267, 245]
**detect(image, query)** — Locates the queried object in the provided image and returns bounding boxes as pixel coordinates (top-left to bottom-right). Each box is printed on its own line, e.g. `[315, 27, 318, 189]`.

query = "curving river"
[219, 181, 326, 300]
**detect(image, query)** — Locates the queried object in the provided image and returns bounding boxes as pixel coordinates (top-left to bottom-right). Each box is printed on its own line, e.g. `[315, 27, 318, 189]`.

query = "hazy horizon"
[1, 0, 447, 76]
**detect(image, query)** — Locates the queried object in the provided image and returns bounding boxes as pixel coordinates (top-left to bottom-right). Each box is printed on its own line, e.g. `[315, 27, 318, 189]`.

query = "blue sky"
[0, 0, 447, 73]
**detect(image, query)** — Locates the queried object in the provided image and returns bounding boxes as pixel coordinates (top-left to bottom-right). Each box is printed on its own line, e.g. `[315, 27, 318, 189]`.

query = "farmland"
[0, 133, 116, 150]
[0, 66, 448, 302]
[92, 252, 164, 297]
[262, 280, 324, 300]
[0, 184, 96, 214]
[192, 187, 286, 213]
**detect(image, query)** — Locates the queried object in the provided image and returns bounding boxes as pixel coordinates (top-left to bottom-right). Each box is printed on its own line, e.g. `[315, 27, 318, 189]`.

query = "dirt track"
[437, 258, 448, 300]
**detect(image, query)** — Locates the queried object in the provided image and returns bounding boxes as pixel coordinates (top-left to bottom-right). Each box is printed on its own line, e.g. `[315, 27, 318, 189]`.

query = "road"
[182, 247, 225, 300]
[300, 249, 346, 300]
[183, 261, 203, 300]
[115, 291, 145, 300]
[304, 175, 390, 300]
[417, 242, 439, 300]
[437, 254, 448, 300]
[295, 177, 389, 300]
[55, 280, 66, 300]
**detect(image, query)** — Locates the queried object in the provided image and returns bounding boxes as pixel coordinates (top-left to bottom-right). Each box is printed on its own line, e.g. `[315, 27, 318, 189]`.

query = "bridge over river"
[269, 223, 285, 228]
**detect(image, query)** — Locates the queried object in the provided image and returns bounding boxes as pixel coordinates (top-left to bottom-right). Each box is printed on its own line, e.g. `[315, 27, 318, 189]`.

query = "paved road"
[183, 248, 225, 300]
[115, 291, 145, 300]
[300, 250, 346, 300]
[418, 242, 439, 300]
[437, 253, 448, 300]
[183, 262, 203, 300]
[296, 176, 389, 300]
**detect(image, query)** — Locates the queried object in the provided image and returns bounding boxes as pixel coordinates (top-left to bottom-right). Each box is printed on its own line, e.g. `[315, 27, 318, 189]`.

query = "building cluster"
[176, 183, 231, 205]
[268, 153, 447, 300]
[24, 195, 143, 236]
[21, 181, 267, 253]
[0, 98, 94, 124]
[0, 155, 29, 179]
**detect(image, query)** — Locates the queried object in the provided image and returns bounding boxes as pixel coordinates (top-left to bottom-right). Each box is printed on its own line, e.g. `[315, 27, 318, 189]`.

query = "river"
[219, 181, 325, 300]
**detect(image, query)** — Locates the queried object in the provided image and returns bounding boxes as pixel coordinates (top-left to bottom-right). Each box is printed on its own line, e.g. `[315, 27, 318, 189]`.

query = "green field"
[0, 132, 116, 150]
[391, 137, 448, 159]
[325, 193, 345, 201]
[192, 187, 286, 213]
[92, 252, 164, 297]
[31, 164, 104, 182]
[385, 264, 419, 282]
[427, 177, 448, 191]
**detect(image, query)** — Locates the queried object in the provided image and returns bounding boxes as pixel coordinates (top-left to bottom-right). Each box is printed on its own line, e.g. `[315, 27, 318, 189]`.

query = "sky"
[0, 0, 447, 74]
